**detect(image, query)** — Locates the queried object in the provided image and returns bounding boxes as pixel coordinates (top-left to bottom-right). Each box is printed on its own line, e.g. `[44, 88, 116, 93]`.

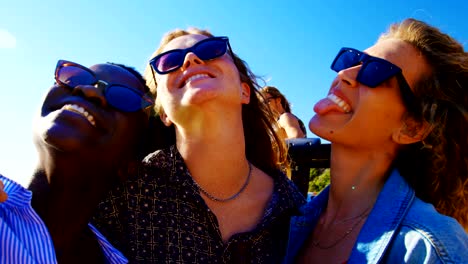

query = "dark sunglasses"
[331, 47, 416, 106]
[149, 36, 232, 75]
[55, 60, 154, 112]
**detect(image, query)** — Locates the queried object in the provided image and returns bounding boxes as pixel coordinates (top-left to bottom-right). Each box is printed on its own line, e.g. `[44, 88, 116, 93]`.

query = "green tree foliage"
[309, 168, 330, 194]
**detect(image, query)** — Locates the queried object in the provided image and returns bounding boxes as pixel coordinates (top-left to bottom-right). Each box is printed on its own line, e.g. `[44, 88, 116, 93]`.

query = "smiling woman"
[283, 18, 468, 264]
[92, 27, 305, 263]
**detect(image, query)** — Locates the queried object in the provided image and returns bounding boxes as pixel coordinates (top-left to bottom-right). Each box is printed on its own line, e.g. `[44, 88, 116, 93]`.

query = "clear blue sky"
[1, 0, 466, 185]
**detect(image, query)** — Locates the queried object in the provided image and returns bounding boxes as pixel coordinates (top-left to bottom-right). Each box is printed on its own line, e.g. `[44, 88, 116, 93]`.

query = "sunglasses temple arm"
[150, 66, 158, 87]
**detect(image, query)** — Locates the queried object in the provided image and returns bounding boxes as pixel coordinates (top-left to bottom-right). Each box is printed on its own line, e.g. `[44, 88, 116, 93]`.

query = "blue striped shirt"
[0, 174, 128, 263]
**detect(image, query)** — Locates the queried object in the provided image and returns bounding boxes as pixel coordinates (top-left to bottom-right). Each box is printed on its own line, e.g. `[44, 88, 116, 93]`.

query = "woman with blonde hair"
[93, 27, 304, 263]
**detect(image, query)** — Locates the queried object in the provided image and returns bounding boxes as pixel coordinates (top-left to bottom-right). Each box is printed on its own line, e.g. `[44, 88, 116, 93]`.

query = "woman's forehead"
[366, 38, 430, 89]
[163, 34, 209, 52]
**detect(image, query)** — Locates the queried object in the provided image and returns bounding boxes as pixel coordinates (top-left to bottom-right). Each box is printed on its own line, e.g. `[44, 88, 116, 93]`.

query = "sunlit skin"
[298, 39, 430, 264]
[155, 34, 250, 134]
[153, 34, 275, 242]
[265, 95, 305, 139]
[310, 39, 426, 150]
[29, 63, 148, 263]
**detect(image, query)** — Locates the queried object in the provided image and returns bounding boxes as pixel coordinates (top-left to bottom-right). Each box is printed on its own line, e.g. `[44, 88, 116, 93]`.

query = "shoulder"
[0, 176, 57, 263]
[278, 113, 298, 124]
[385, 197, 468, 263]
[142, 146, 173, 167]
[0, 174, 31, 207]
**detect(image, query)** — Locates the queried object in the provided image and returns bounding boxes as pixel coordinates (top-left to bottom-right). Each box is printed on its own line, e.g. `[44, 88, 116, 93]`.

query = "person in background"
[261, 86, 309, 197]
[0, 60, 154, 264]
[261, 86, 307, 140]
[283, 18, 468, 264]
[92, 27, 305, 263]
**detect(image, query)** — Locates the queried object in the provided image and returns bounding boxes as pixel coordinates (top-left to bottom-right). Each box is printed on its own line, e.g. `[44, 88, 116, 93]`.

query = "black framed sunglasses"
[149, 36, 232, 75]
[331, 47, 416, 107]
[55, 60, 154, 112]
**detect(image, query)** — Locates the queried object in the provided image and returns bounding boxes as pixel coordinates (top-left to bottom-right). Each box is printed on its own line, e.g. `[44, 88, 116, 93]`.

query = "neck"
[29, 152, 123, 257]
[323, 143, 395, 224]
[174, 110, 249, 196]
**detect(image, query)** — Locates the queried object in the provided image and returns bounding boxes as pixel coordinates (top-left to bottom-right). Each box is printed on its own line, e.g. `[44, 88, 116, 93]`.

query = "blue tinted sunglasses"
[331, 47, 415, 106]
[55, 60, 154, 112]
[149, 36, 232, 75]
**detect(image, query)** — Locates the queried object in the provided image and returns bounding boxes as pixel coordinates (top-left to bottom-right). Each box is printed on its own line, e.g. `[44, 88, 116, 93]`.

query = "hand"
[0, 180, 8, 203]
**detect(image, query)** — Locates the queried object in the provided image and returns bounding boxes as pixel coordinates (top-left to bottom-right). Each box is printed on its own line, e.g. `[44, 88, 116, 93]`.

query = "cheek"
[218, 57, 241, 82]
[156, 86, 174, 109]
[40, 86, 69, 115]
[157, 74, 176, 91]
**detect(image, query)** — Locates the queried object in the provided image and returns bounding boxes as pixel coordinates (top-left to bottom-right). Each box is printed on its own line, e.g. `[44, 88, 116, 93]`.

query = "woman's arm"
[278, 113, 306, 139]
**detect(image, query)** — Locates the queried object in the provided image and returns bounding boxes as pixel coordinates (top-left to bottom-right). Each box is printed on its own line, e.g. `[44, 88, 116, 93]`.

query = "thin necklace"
[311, 206, 371, 249]
[193, 162, 252, 202]
[171, 147, 252, 202]
[331, 206, 371, 225]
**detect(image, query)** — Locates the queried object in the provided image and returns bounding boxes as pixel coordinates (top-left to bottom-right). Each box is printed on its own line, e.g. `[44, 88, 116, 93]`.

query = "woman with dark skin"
[1, 60, 153, 263]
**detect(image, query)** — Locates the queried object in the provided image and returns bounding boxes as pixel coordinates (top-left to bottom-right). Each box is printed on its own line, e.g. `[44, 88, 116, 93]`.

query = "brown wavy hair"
[143, 27, 288, 175]
[381, 18, 468, 229]
[261, 86, 292, 113]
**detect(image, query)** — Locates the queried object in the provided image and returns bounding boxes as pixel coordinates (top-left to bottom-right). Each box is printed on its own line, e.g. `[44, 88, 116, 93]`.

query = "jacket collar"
[349, 169, 414, 263]
[284, 169, 415, 264]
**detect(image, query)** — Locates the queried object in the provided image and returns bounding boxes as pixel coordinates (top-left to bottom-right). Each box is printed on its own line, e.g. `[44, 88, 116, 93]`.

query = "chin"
[38, 127, 94, 153]
[309, 115, 336, 141]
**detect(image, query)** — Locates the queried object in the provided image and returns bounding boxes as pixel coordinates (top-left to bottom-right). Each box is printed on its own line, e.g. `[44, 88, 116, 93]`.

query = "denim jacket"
[283, 169, 468, 263]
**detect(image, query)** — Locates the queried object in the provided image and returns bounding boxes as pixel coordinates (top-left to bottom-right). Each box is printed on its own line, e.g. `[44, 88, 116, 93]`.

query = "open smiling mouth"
[327, 94, 351, 113]
[180, 73, 212, 88]
[62, 104, 96, 126]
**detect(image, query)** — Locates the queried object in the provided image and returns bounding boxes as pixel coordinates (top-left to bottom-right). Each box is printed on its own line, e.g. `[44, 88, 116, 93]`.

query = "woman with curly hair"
[284, 18, 468, 263]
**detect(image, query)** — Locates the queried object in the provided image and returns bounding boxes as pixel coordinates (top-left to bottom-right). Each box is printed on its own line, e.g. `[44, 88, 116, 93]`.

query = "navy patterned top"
[92, 145, 305, 263]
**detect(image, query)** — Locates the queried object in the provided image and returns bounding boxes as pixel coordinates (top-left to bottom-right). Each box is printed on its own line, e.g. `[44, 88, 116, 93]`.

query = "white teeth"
[185, 73, 209, 85]
[62, 104, 96, 126]
[327, 94, 351, 113]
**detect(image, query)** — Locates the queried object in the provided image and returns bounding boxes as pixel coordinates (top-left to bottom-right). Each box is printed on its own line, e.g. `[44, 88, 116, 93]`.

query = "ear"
[159, 111, 173, 127]
[241, 82, 251, 104]
[392, 118, 432, 145]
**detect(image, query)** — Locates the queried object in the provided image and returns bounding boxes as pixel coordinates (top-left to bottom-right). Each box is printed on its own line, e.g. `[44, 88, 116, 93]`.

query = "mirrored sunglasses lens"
[58, 65, 95, 87]
[359, 61, 397, 87]
[195, 39, 227, 60]
[105, 86, 145, 112]
[157, 51, 184, 73]
[333, 50, 360, 72]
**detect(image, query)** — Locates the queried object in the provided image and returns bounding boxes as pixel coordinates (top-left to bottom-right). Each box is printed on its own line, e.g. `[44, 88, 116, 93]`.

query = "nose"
[180, 52, 204, 71]
[72, 82, 108, 107]
[337, 66, 360, 88]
